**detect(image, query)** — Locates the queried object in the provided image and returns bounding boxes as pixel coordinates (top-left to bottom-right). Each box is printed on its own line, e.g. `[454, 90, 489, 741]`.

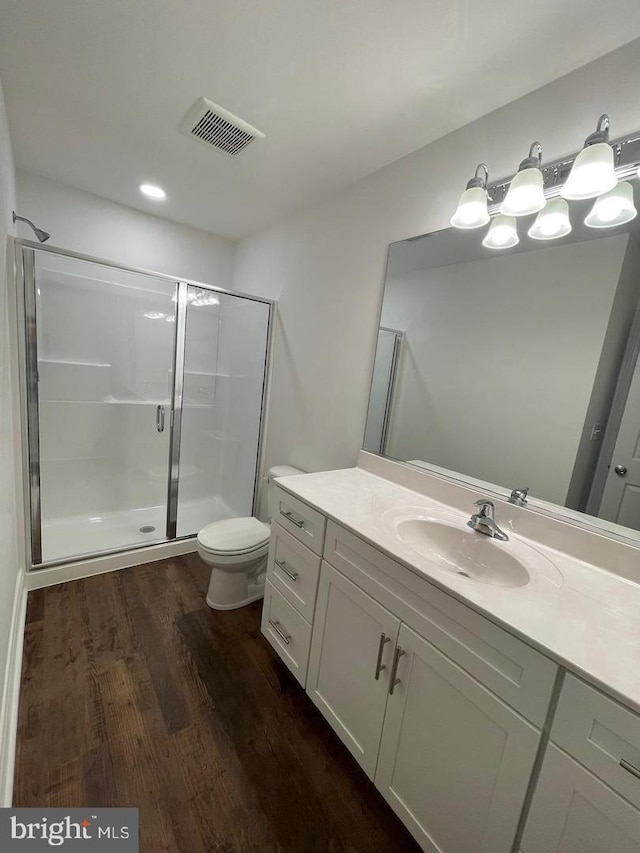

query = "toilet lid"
[198, 517, 270, 555]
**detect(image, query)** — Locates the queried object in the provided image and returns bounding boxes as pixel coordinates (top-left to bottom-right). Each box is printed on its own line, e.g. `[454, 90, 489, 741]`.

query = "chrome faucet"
[468, 499, 509, 541]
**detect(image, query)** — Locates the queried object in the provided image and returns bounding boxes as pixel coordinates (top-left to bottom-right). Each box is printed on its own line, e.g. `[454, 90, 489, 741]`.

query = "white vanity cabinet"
[260, 485, 640, 853]
[375, 622, 540, 853]
[261, 488, 326, 687]
[521, 675, 640, 853]
[306, 561, 401, 778]
[521, 745, 640, 853]
[305, 532, 544, 851]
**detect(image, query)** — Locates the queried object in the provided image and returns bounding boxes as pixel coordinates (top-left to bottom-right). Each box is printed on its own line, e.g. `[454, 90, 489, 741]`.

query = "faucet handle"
[474, 498, 495, 517]
[509, 487, 529, 506]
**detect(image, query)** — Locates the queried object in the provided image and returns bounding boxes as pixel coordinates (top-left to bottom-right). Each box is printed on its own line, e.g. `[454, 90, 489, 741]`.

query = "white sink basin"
[396, 518, 529, 587]
[383, 507, 562, 589]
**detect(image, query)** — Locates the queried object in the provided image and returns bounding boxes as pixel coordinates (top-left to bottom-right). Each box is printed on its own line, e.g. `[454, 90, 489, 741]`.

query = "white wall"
[16, 171, 236, 287]
[381, 237, 628, 506]
[0, 74, 24, 800]
[232, 39, 640, 482]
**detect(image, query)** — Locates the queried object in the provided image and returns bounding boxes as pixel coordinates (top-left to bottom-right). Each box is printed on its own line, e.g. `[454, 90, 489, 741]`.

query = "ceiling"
[2, 1, 640, 239]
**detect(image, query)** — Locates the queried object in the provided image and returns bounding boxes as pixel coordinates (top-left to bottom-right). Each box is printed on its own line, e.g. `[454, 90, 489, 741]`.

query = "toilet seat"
[197, 517, 270, 557]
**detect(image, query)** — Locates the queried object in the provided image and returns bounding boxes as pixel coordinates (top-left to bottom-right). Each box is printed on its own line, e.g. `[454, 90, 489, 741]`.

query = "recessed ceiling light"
[139, 183, 166, 200]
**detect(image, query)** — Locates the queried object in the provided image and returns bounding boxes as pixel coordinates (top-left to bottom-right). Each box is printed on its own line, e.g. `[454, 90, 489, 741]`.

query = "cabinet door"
[521, 744, 640, 853]
[375, 623, 540, 853]
[306, 562, 400, 779]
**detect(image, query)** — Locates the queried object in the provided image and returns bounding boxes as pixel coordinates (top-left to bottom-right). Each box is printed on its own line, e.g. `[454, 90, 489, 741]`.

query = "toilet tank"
[267, 465, 305, 520]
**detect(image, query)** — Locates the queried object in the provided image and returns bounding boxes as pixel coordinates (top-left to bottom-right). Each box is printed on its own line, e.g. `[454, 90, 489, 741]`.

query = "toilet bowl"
[198, 465, 304, 610]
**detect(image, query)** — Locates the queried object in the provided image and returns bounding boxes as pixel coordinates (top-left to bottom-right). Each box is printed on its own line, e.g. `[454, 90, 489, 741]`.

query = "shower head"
[12, 211, 50, 243]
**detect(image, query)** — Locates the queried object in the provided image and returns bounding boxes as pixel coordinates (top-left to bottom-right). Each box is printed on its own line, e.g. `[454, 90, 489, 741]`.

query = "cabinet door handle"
[268, 619, 291, 645]
[275, 558, 298, 581]
[374, 633, 390, 680]
[389, 645, 406, 695]
[281, 509, 305, 528]
[620, 758, 640, 780]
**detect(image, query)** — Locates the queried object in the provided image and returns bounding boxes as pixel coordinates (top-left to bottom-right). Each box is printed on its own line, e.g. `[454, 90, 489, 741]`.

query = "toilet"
[198, 465, 305, 610]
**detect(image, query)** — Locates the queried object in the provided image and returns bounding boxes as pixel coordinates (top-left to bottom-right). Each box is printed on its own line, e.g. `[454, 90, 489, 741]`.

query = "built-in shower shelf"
[39, 358, 112, 368]
[184, 370, 229, 378]
[40, 399, 216, 408]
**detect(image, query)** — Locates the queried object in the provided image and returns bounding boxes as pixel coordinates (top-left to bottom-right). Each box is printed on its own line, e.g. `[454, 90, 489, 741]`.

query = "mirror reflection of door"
[596, 339, 640, 529]
[363, 328, 402, 454]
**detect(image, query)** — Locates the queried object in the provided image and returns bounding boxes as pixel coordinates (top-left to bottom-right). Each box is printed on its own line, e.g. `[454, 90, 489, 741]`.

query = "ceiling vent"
[179, 97, 265, 157]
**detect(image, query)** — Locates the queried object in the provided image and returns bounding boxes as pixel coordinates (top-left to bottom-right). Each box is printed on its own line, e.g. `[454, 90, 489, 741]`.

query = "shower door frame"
[15, 239, 275, 571]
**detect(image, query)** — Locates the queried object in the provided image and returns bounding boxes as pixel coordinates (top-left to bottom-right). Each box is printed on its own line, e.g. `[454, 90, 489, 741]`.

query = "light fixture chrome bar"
[487, 131, 640, 214]
[166, 282, 188, 540]
[22, 249, 43, 565]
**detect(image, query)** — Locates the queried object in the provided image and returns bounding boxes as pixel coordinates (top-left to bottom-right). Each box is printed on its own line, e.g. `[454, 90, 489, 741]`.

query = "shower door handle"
[156, 405, 165, 433]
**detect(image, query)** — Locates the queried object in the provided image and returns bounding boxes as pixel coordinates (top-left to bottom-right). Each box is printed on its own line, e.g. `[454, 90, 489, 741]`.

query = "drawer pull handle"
[620, 759, 640, 781]
[389, 646, 406, 695]
[375, 633, 390, 680]
[281, 509, 305, 529]
[269, 619, 291, 645]
[275, 559, 298, 581]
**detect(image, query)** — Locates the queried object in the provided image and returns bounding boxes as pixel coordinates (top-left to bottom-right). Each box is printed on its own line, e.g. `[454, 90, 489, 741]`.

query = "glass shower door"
[175, 286, 271, 537]
[28, 251, 178, 563]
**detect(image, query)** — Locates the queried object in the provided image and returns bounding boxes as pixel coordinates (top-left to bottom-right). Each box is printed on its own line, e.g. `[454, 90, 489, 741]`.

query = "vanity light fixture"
[482, 214, 519, 250]
[500, 142, 546, 217]
[528, 198, 572, 240]
[139, 183, 167, 200]
[450, 164, 491, 229]
[561, 115, 618, 201]
[584, 181, 637, 229]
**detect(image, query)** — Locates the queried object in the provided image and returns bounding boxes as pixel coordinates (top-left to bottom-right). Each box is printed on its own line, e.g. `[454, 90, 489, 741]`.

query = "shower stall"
[15, 242, 273, 569]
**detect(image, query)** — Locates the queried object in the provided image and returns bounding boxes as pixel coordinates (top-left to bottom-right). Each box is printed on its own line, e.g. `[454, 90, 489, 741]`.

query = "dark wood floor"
[14, 555, 420, 852]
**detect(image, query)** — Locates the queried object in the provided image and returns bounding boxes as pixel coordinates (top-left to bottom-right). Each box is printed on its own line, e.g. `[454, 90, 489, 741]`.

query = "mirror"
[364, 182, 640, 541]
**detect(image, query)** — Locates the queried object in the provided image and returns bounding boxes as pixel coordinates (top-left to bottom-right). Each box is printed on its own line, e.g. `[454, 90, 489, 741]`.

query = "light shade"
[450, 186, 490, 229]
[500, 168, 546, 216]
[528, 198, 572, 240]
[584, 181, 637, 229]
[560, 143, 617, 200]
[500, 139, 547, 217]
[482, 215, 519, 250]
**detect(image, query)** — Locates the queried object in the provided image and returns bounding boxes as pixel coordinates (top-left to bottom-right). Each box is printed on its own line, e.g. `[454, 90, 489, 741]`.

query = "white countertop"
[276, 466, 640, 714]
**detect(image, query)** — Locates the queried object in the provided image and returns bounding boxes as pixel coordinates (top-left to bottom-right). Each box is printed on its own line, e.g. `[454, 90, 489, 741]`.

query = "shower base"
[39, 496, 235, 565]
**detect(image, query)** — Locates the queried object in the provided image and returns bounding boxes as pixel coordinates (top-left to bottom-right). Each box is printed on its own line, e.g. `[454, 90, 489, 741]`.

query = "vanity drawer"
[271, 485, 326, 555]
[551, 674, 640, 809]
[267, 522, 321, 622]
[324, 520, 557, 726]
[261, 580, 312, 687]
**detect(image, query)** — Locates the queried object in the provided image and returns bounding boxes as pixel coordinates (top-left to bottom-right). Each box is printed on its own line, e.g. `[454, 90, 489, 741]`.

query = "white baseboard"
[0, 569, 27, 806]
[26, 537, 198, 591]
